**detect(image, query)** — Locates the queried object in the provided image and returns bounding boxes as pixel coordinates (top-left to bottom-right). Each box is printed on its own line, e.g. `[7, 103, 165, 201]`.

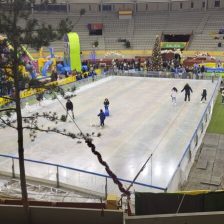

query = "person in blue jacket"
[98, 109, 106, 127]
[104, 98, 110, 116]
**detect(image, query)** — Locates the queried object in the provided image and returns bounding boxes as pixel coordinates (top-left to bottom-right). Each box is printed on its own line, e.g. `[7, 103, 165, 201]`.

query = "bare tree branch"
[0, 108, 16, 113]
[0, 117, 17, 129]
[23, 126, 83, 140]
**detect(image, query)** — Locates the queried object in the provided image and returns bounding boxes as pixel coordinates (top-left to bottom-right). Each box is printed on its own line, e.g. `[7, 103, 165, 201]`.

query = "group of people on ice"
[64, 81, 210, 127]
[97, 98, 110, 127]
[65, 97, 110, 127]
[171, 83, 207, 105]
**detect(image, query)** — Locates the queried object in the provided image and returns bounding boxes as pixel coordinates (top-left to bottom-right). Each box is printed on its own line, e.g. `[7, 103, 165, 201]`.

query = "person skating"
[171, 87, 178, 105]
[104, 98, 110, 116]
[98, 109, 106, 127]
[201, 88, 207, 103]
[181, 83, 193, 102]
[66, 98, 74, 120]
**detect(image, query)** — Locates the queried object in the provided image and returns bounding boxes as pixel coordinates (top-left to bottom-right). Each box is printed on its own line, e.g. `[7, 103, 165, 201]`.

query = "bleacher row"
[28, 10, 224, 53]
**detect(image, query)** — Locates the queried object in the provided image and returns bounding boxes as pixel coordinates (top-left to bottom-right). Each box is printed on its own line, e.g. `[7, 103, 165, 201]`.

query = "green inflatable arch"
[64, 32, 81, 72]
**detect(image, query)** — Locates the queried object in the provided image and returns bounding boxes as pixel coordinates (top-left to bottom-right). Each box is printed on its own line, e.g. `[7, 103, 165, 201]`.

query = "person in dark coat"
[90, 70, 96, 82]
[201, 88, 207, 103]
[66, 98, 74, 119]
[36, 93, 44, 105]
[104, 98, 110, 116]
[98, 109, 106, 127]
[181, 83, 193, 102]
[51, 69, 58, 82]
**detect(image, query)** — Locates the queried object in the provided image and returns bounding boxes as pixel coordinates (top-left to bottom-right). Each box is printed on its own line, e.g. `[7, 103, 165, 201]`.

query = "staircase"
[195, 13, 210, 34]
[126, 18, 135, 47]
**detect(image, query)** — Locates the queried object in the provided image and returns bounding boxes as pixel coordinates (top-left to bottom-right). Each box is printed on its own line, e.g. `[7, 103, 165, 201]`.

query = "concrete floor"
[0, 76, 218, 194]
[183, 133, 224, 191]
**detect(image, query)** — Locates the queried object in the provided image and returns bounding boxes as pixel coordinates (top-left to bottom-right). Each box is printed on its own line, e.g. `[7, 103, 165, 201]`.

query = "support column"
[169, 0, 172, 12]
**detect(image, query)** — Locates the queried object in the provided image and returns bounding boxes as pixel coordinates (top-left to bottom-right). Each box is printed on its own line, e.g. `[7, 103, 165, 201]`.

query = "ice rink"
[0, 76, 218, 192]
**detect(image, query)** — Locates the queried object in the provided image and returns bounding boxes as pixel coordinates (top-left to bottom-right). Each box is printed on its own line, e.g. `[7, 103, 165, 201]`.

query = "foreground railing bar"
[0, 154, 166, 191]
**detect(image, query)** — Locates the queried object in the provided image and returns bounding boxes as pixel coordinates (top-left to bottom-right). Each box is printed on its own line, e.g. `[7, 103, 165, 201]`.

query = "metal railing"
[166, 77, 221, 191]
[0, 154, 166, 200]
[107, 69, 220, 80]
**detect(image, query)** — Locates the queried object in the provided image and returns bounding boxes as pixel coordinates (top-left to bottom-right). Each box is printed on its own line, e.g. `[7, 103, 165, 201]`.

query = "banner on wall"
[219, 28, 224, 34]
[88, 23, 103, 30]
[118, 11, 133, 19]
[135, 191, 224, 215]
[0, 76, 77, 106]
[161, 42, 186, 49]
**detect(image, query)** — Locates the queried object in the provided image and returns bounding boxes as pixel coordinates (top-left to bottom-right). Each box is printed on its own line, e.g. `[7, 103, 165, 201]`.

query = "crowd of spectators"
[0, 69, 13, 96]
[109, 57, 221, 80]
[50, 63, 97, 83]
[0, 36, 222, 98]
[0, 39, 13, 97]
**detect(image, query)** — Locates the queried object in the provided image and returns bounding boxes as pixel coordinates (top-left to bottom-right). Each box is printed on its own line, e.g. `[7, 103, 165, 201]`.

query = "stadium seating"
[29, 9, 224, 53]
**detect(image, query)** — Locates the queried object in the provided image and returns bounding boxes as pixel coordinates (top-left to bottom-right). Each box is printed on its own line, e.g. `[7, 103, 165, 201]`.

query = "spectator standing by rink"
[66, 98, 74, 120]
[36, 93, 44, 106]
[201, 88, 207, 103]
[181, 83, 193, 102]
[90, 70, 96, 82]
[171, 87, 178, 105]
[200, 65, 205, 79]
[211, 72, 215, 83]
[51, 69, 58, 82]
[222, 89, 224, 104]
[104, 98, 110, 116]
[98, 109, 106, 127]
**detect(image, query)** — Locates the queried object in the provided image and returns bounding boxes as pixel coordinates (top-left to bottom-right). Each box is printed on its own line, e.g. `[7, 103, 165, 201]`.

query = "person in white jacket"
[171, 87, 178, 105]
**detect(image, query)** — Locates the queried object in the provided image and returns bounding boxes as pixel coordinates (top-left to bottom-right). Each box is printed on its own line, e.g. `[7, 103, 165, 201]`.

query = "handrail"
[0, 153, 166, 191]
[166, 77, 221, 190]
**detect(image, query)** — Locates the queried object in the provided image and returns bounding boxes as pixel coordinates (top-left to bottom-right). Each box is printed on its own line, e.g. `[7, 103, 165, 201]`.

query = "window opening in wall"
[202, 1, 205, 8]
[102, 4, 112, 11]
[191, 2, 194, 8]
[180, 2, 183, 9]
[146, 4, 148, 10]
[214, 0, 220, 7]
[89, 5, 91, 11]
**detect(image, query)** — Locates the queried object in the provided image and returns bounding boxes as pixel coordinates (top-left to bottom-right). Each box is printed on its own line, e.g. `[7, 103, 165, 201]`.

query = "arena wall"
[34, 0, 224, 12]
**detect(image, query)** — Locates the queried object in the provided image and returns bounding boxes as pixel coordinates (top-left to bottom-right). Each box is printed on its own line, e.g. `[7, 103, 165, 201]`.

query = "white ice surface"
[0, 76, 217, 190]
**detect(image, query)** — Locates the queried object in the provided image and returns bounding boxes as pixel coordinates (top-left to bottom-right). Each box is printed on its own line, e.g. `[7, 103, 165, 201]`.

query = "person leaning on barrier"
[221, 89, 224, 104]
[211, 72, 215, 83]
